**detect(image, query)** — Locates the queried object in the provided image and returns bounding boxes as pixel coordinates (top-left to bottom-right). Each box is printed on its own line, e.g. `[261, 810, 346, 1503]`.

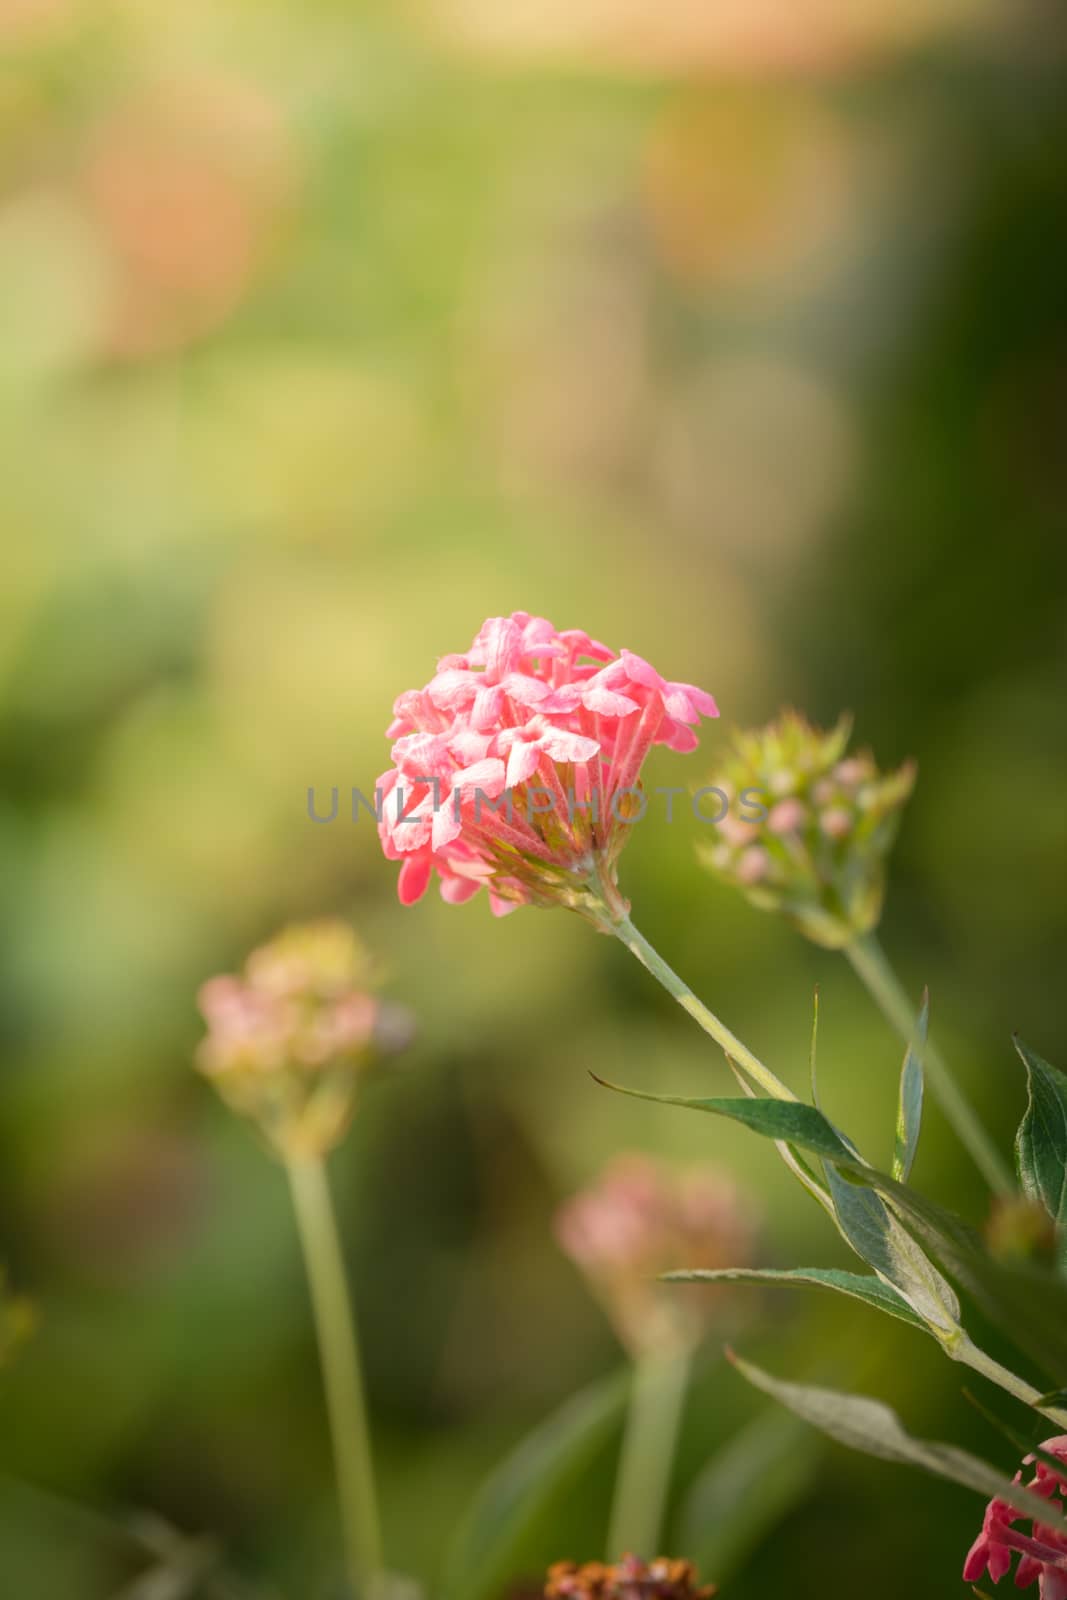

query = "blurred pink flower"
[378, 612, 717, 922]
[555, 1154, 756, 1356]
[964, 1437, 1067, 1597]
[196, 921, 400, 1156]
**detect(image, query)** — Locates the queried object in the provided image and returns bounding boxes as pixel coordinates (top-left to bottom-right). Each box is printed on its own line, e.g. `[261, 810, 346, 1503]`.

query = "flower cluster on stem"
[697, 711, 915, 949]
[196, 920, 398, 1159]
[378, 613, 717, 923]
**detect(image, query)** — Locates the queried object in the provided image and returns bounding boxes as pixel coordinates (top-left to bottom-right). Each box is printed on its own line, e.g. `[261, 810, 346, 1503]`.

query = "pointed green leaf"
[594, 1077, 960, 1333]
[809, 988, 821, 1110]
[663, 1266, 927, 1329]
[894, 991, 927, 1182]
[590, 1077, 853, 1161]
[444, 1370, 627, 1600]
[842, 1163, 1067, 1381]
[821, 1164, 958, 1334]
[594, 1071, 1067, 1378]
[1015, 1038, 1067, 1237]
[725, 1059, 835, 1219]
[729, 1352, 1067, 1534]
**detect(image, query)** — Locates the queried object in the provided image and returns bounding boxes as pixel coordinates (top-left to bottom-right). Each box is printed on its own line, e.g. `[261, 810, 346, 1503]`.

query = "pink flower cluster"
[964, 1437, 1067, 1598]
[378, 613, 717, 920]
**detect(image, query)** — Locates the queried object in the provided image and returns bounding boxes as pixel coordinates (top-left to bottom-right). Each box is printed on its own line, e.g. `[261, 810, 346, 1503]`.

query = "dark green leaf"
[590, 1077, 852, 1161]
[845, 1165, 1067, 1382]
[1015, 1038, 1067, 1238]
[663, 1266, 926, 1329]
[594, 1078, 960, 1333]
[595, 1072, 1067, 1378]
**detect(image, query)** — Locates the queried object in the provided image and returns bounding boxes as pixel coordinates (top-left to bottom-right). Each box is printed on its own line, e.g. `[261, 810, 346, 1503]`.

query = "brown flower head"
[546, 1556, 715, 1600]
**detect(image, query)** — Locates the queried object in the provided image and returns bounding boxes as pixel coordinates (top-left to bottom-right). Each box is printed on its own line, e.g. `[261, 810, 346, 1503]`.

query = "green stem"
[606, 1347, 691, 1560]
[610, 913, 796, 1103]
[286, 1154, 386, 1599]
[952, 1334, 1067, 1430]
[845, 931, 1013, 1196]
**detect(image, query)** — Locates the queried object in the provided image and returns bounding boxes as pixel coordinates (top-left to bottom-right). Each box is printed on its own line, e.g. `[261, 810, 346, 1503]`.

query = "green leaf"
[595, 1072, 1067, 1378]
[677, 1409, 820, 1578]
[843, 1164, 1067, 1381]
[728, 1352, 1067, 1534]
[821, 1163, 959, 1334]
[894, 991, 927, 1182]
[1015, 1037, 1067, 1237]
[724, 1059, 836, 1222]
[595, 1078, 960, 1334]
[809, 988, 821, 1110]
[590, 1077, 853, 1162]
[443, 1370, 627, 1600]
[663, 1266, 927, 1329]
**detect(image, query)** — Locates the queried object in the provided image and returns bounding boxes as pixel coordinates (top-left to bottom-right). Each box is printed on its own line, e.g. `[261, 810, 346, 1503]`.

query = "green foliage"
[600, 1067, 1067, 1381]
[1015, 1038, 1067, 1261]
[893, 993, 927, 1183]
[729, 1353, 1067, 1532]
[664, 1268, 926, 1330]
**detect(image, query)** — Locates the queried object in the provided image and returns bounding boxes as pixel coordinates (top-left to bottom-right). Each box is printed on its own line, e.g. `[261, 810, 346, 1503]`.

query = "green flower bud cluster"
[698, 712, 916, 949]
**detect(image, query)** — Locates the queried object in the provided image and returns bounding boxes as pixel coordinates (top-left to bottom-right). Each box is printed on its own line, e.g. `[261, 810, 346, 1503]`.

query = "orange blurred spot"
[81, 76, 296, 360]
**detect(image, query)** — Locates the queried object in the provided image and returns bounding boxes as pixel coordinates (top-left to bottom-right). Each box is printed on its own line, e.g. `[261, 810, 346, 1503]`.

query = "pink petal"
[538, 728, 600, 764]
[506, 741, 541, 787]
[658, 720, 700, 753]
[662, 681, 719, 723]
[582, 679, 640, 717]
[619, 648, 664, 689]
[501, 672, 553, 706]
[398, 854, 432, 905]
[428, 669, 477, 711]
[439, 875, 481, 904]
[454, 757, 507, 798]
[470, 684, 505, 728]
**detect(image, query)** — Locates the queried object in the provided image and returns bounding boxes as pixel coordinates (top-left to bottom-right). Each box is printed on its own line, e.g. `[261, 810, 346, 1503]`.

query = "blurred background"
[1, 0, 1065, 1594]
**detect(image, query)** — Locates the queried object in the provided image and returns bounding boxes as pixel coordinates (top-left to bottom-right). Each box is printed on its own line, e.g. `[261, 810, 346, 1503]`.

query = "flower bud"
[696, 712, 915, 949]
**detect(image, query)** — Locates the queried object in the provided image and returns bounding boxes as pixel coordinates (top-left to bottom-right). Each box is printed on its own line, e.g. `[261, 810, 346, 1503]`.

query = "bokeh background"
[1, 0, 1065, 1595]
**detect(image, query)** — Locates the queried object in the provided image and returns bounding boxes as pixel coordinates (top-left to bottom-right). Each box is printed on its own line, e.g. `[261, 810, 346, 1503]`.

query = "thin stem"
[286, 1153, 386, 1599]
[606, 1347, 691, 1560]
[610, 913, 796, 1103]
[952, 1335, 1067, 1430]
[845, 931, 1013, 1196]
